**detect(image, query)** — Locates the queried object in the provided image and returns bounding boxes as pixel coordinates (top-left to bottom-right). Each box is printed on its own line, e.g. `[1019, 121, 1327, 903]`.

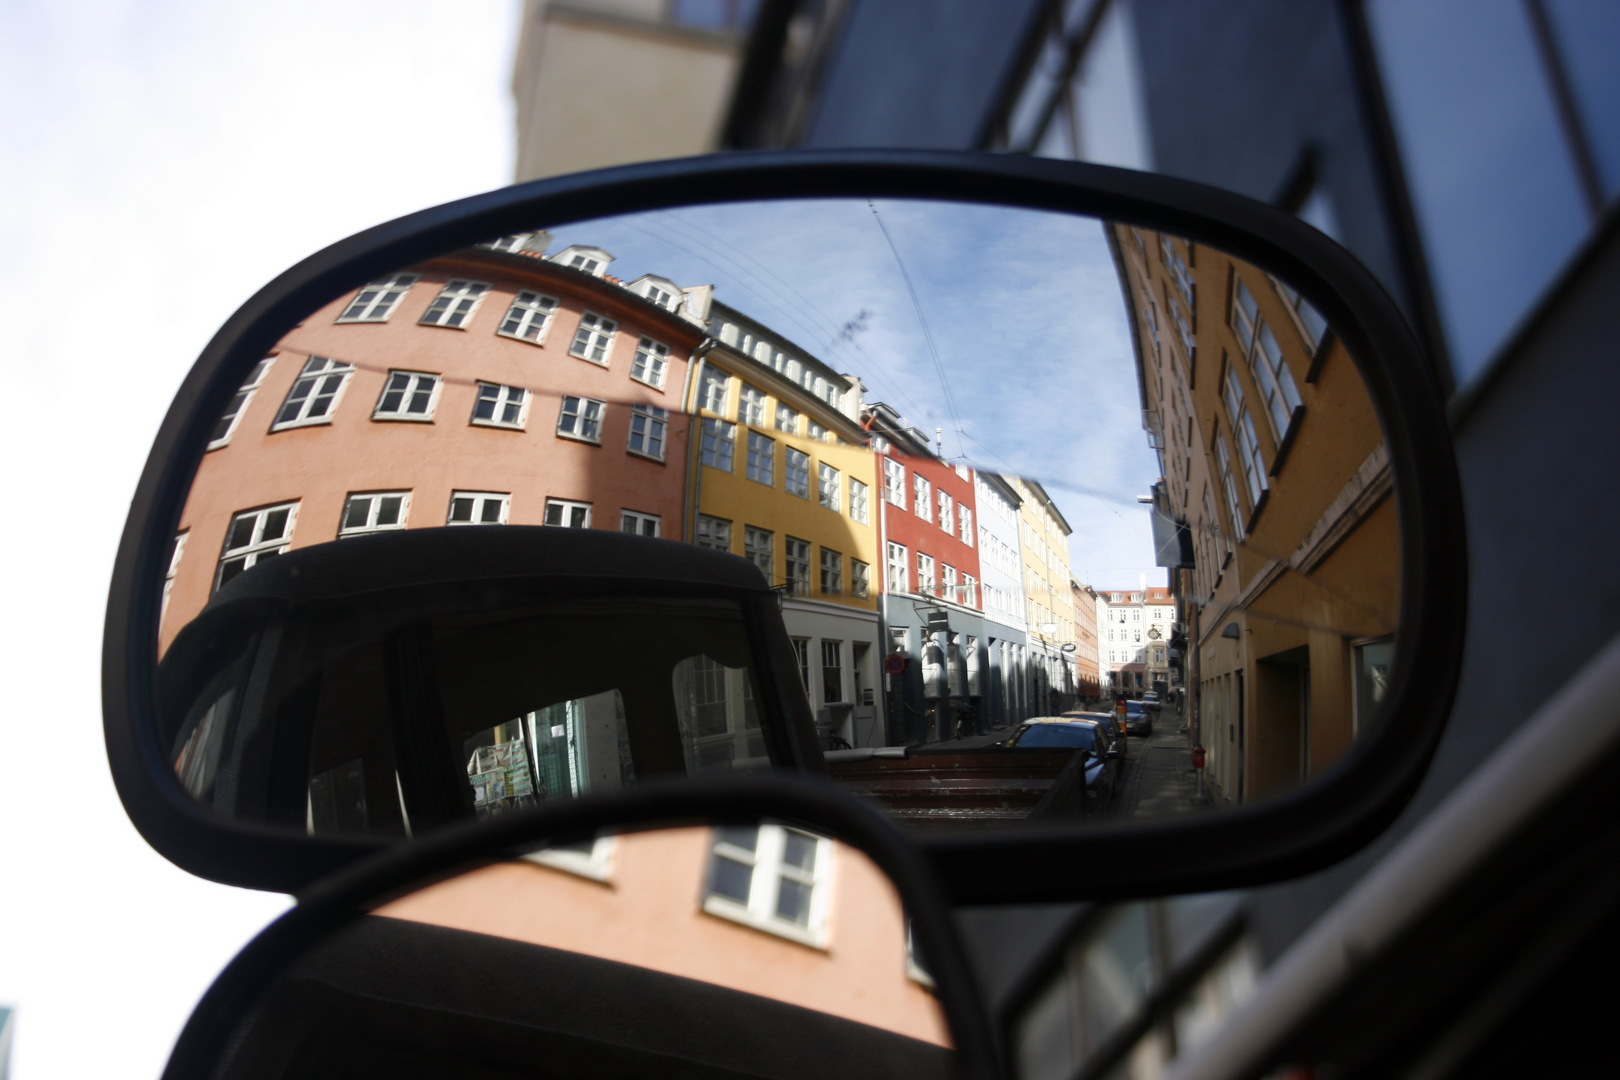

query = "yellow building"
[1111, 224, 1398, 806]
[683, 300, 882, 748]
[1012, 479, 1077, 713]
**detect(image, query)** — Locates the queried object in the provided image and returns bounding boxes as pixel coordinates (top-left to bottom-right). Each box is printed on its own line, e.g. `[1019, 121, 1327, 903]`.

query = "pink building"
[163, 238, 708, 653]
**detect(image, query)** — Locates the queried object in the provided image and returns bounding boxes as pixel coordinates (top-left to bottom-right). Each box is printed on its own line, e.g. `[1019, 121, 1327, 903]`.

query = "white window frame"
[523, 836, 617, 882]
[776, 403, 800, 434]
[556, 395, 605, 444]
[785, 536, 811, 596]
[784, 447, 810, 498]
[630, 336, 670, 389]
[848, 478, 870, 525]
[942, 564, 959, 603]
[419, 279, 491, 329]
[628, 404, 669, 462]
[702, 825, 832, 949]
[543, 498, 593, 528]
[744, 526, 774, 580]
[938, 491, 954, 534]
[700, 367, 732, 415]
[620, 509, 660, 537]
[208, 357, 275, 449]
[695, 514, 731, 553]
[336, 273, 419, 323]
[163, 531, 187, 615]
[701, 418, 736, 472]
[497, 290, 559, 344]
[851, 559, 871, 599]
[746, 431, 775, 485]
[338, 491, 410, 538]
[570, 311, 618, 365]
[820, 548, 842, 596]
[884, 459, 907, 508]
[962, 574, 977, 608]
[917, 553, 937, 597]
[817, 462, 841, 512]
[887, 542, 909, 593]
[960, 506, 974, 546]
[447, 491, 510, 526]
[216, 502, 298, 592]
[738, 384, 767, 426]
[471, 382, 529, 429]
[914, 475, 932, 521]
[372, 370, 442, 422]
[271, 356, 353, 431]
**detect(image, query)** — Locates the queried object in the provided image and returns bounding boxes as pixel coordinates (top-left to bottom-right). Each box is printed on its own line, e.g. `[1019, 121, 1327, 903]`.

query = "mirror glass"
[157, 198, 1398, 839]
[207, 822, 953, 1079]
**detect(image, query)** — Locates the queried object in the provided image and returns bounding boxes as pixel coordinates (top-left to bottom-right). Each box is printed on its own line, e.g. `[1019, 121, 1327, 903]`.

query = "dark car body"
[1003, 718, 1122, 811]
[1062, 710, 1128, 753]
[1124, 701, 1152, 737]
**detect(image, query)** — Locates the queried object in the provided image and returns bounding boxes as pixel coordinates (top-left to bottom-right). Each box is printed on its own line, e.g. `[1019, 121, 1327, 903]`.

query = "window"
[807, 420, 829, 442]
[217, 503, 297, 590]
[785, 447, 810, 498]
[738, 384, 766, 426]
[628, 404, 668, 461]
[914, 475, 932, 521]
[938, 491, 954, 534]
[846, 478, 870, 526]
[776, 403, 800, 434]
[785, 537, 811, 596]
[543, 499, 592, 528]
[917, 553, 936, 596]
[960, 506, 973, 545]
[821, 640, 843, 703]
[472, 382, 528, 428]
[699, 367, 731, 414]
[851, 560, 870, 599]
[703, 826, 830, 945]
[884, 459, 907, 508]
[448, 491, 509, 525]
[1223, 369, 1267, 507]
[820, 548, 842, 596]
[1231, 278, 1303, 444]
[372, 371, 440, 421]
[942, 564, 958, 603]
[631, 337, 669, 388]
[620, 509, 659, 537]
[208, 357, 274, 449]
[272, 356, 352, 430]
[746, 431, 774, 485]
[642, 283, 674, 308]
[695, 514, 731, 552]
[570, 312, 617, 364]
[337, 273, 418, 322]
[419, 279, 490, 328]
[162, 531, 186, 615]
[557, 396, 605, 443]
[701, 418, 736, 471]
[818, 463, 841, 511]
[962, 574, 977, 608]
[523, 836, 617, 882]
[744, 526, 773, 580]
[497, 290, 558, 343]
[339, 492, 409, 538]
[887, 542, 909, 593]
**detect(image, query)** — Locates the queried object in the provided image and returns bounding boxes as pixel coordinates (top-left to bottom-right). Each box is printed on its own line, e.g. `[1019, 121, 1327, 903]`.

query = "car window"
[1013, 724, 1098, 751]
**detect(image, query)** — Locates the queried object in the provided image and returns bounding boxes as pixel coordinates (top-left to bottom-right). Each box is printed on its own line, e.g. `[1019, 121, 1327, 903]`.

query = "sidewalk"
[1116, 715, 1213, 821]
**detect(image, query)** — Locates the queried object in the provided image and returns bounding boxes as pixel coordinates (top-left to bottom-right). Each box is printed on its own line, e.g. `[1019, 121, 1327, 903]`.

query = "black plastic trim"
[103, 148, 1467, 903]
[159, 775, 1004, 1080]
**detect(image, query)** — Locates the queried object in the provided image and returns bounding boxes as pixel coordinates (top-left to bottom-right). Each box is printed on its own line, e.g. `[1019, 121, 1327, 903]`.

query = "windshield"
[1012, 723, 1098, 751]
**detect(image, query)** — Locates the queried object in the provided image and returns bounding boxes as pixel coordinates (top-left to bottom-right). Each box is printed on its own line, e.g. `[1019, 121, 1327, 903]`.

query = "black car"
[1124, 701, 1153, 738]
[1003, 718, 1123, 811]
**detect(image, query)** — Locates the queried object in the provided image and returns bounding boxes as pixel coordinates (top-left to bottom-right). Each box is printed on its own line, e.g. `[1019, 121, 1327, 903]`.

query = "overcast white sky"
[0, 3, 521, 1077]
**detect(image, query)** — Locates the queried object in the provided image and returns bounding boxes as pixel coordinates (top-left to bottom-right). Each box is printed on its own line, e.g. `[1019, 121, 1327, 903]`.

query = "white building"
[974, 472, 1030, 728]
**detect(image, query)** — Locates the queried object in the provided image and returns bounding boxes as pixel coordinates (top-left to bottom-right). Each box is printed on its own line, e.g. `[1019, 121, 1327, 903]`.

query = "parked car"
[1124, 700, 1153, 737]
[1141, 691, 1161, 713]
[1002, 717, 1123, 812]
[1062, 710, 1128, 753]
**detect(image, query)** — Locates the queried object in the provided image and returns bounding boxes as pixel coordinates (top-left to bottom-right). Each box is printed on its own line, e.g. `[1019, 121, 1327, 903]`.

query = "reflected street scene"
[157, 199, 1398, 838]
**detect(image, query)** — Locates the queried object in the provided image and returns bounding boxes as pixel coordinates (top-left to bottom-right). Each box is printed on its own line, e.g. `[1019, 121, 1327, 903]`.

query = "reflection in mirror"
[209, 824, 953, 1079]
[159, 198, 1397, 839]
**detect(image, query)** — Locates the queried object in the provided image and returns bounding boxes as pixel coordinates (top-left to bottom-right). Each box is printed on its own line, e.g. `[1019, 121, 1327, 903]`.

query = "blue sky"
[548, 200, 1170, 589]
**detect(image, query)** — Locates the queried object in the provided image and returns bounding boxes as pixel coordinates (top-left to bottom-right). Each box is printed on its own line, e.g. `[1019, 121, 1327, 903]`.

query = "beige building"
[1070, 580, 1100, 702]
[1012, 479, 1077, 713]
[1111, 224, 1397, 805]
[511, 0, 755, 181]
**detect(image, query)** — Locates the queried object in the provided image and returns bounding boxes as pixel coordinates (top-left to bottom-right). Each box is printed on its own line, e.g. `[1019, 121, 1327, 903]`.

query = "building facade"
[684, 301, 882, 748]
[1070, 580, 1100, 703]
[1012, 478, 1077, 715]
[975, 472, 1031, 728]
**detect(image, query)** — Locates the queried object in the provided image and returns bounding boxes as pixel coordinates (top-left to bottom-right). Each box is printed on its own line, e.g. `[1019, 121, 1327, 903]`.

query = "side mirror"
[159, 776, 1002, 1080]
[105, 150, 1465, 902]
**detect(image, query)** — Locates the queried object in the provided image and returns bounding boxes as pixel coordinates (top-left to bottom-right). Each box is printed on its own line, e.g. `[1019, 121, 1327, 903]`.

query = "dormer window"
[630, 275, 681, 310]
[552, 246, 613, 277]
